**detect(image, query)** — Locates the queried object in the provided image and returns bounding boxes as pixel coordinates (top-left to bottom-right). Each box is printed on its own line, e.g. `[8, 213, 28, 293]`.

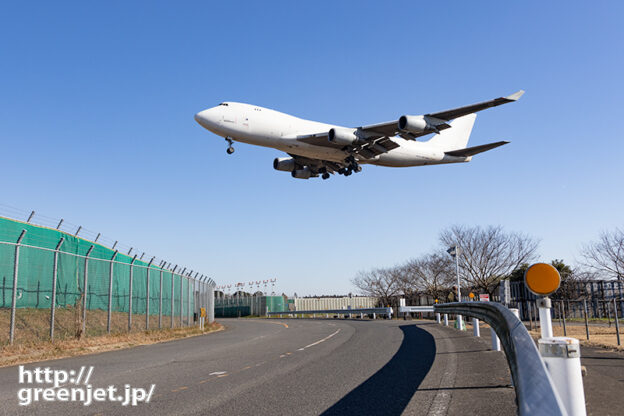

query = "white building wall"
[293, 297, 377, 311]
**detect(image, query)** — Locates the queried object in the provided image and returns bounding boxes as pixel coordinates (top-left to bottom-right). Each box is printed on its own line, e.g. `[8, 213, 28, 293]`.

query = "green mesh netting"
[0, 216, 194, 315]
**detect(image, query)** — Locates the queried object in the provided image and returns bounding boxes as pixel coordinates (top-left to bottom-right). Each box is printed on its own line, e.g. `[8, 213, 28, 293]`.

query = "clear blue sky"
[1, 1, 622, 295]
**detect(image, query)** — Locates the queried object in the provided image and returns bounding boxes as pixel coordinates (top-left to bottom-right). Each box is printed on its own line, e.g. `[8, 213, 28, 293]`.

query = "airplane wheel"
[345, 169, 352, 176]
[322, 173, 330, 180]
[354, 165, 362, 172]
[227, 147, 235, 154]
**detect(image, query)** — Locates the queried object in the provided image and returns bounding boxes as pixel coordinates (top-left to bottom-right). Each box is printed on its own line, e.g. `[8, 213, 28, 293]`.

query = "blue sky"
[1, 1, 622, 295]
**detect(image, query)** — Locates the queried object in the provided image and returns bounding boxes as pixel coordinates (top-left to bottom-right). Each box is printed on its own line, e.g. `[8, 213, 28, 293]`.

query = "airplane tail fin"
[426, 113, 476, 151]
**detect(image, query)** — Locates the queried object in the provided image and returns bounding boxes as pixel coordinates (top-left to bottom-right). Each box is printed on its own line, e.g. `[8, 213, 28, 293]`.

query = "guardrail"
[399, 306, 434, 313]
[434, 302, 566, 416]
[267, 307, 392, 318]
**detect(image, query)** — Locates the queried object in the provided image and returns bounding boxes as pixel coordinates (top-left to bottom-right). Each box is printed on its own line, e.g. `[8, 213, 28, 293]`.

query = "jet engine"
[273, 157, 296, 172]
[291, 167, 312, 179]
[328, 128, 359, 146]
[398, 115, 433, 134]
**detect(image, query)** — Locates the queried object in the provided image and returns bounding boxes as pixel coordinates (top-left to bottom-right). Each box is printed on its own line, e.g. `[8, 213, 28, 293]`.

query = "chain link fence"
[1, 215, 215, 346]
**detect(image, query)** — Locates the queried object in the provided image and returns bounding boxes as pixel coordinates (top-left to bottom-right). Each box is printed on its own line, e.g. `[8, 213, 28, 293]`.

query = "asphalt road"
[0, 318, 517, 415]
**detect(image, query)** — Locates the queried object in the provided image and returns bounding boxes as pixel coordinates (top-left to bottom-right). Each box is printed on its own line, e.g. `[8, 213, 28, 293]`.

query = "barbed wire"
[0, 203, 215, 285]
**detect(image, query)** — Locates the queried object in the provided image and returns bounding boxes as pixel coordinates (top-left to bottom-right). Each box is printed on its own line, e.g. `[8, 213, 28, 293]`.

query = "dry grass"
[472, 319, 623, 351]
[0, 307, 223, 367]
[527, 324, 623, 351]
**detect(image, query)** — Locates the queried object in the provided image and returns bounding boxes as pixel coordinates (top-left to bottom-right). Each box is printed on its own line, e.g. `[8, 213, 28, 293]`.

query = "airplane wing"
[296, 90, 524, 157]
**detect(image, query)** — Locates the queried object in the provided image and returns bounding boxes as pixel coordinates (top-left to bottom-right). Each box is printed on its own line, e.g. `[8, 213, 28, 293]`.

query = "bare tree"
[402, 252, 454, 300]
[351, 267, 400, 306]
[440, 225, 539, 295]
[580, 228, 624, 280]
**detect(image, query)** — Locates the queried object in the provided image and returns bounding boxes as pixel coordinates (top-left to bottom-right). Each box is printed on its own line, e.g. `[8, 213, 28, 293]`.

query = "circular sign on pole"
[524, 263, 561, 296]
[469, 292, 475, 299]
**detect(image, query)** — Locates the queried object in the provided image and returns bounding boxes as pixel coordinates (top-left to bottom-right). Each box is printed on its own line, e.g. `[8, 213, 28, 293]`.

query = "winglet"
[506, 90, 525, 101]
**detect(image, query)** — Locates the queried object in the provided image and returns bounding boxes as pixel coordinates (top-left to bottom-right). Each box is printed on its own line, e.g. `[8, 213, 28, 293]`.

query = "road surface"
[0, 318, 518, 415]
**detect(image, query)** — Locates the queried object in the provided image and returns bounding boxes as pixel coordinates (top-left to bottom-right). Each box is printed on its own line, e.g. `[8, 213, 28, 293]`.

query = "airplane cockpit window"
[219, 103, 229, 106]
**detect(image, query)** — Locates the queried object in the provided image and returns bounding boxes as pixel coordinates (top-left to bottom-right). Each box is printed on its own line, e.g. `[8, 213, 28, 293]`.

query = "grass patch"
[0, 307, 223, 367]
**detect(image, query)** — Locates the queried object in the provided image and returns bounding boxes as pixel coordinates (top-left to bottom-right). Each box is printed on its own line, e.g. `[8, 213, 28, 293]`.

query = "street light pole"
[447, 245, 464, 330]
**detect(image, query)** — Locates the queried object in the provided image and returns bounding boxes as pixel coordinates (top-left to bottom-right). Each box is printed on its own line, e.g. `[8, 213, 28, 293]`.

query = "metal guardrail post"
[491, 327, 501, 351]
[50, 237, 65, 341]
[9, 230, 27, 345]
[82, 245, 95, 336]
[472, 318, 480, 337]
[128, 254, 137, 331]
[170, 266, 177, 328]
[107, 251, 118, 334]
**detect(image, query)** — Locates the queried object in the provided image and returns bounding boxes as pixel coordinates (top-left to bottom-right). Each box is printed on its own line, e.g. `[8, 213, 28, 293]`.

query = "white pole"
[491, 328, 501, 351]
[538, 297, 554, 338]
[443, 314, 449, 326]
[472, 318, 480, 337]
[435, 313, 441, 323]
[455, 251, 464, 330]
[539, 337, 586, 416]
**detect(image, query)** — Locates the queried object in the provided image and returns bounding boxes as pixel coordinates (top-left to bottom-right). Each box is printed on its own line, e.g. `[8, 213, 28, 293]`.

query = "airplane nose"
[194, 110, 209, 126]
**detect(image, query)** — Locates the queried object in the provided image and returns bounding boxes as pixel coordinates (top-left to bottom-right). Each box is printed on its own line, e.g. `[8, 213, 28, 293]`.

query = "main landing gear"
[225, 137, 235, 154]
[339, 156, 361, 176]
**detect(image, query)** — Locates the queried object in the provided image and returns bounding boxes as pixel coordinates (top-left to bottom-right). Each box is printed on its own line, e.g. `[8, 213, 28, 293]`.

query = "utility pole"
[447, 245, 464, 330]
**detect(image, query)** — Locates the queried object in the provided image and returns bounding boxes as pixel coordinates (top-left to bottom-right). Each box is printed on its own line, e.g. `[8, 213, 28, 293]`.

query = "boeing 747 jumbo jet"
[194, 90, 524, 180]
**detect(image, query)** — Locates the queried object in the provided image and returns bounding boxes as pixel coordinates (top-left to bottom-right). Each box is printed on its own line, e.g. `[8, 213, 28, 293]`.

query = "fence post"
[146, 257, 154, 330]
[9, 230, 27, 345]
[561, 301, 567, 336]
[583, 299, 590, 340]
[171, 266, 177, 328]
[107, 251, 118, 334]
[208, 282, 215, 324]
[158, 263, 164, 329]
[82, 245, 95, 336]
[128, 254, 137, 331]
[180, 270, 185, 327]
[614, 298, 621, 346]
[187, 276, 191, 326]
[50, 237, 65, 341]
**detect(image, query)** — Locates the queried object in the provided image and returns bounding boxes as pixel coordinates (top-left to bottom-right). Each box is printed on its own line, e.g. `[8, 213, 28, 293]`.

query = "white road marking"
[297, 329, 341, 351]
[209, 371, 227, 375]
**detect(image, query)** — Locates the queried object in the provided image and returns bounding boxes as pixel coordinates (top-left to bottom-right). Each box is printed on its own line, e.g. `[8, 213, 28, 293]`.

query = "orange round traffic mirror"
[469, 292, 475, 299]
[524, 263, 561, 296]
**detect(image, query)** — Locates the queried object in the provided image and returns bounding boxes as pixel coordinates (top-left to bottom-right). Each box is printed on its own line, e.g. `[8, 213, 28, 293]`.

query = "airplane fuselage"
[194, 102, 468, 167]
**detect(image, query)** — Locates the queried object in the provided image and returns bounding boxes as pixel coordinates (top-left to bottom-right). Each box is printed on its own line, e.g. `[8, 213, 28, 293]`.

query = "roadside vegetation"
[0, 307, 222, 367]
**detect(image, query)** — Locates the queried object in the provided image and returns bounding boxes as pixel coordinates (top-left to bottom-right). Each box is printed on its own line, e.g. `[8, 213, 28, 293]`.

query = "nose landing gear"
[225, 137, 235, 154]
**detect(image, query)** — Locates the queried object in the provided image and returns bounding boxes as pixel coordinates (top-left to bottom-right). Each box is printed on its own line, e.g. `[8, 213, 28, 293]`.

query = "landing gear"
[346, 155, 361, 173]
[225, 137, 235, 154]
[322, 173, 330, 180]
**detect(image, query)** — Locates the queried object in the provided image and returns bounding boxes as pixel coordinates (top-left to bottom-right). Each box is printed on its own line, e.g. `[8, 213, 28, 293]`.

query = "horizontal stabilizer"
[444, 141, 509, 157]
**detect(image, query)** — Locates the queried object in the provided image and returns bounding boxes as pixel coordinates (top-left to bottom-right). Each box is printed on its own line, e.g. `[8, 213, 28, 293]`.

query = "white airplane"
[194, 90, 524, 180]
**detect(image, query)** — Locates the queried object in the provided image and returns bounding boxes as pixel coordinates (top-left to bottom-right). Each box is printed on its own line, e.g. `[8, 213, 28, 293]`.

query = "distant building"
[293, 296, 377, 311]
